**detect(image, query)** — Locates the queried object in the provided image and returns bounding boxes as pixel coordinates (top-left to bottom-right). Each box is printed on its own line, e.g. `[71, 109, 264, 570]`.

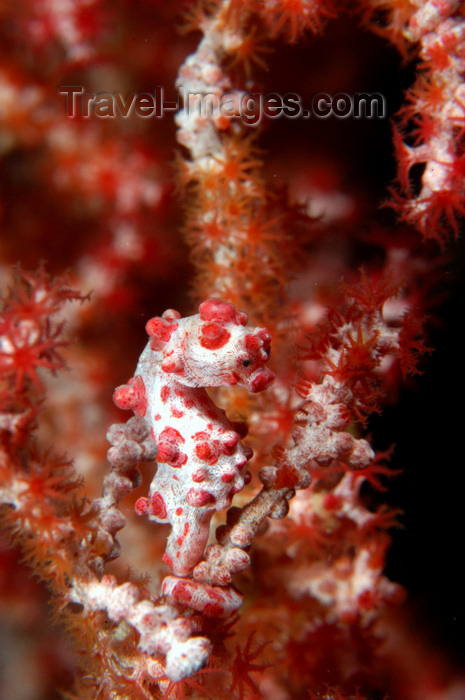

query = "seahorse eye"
[242, 358, 251, 367]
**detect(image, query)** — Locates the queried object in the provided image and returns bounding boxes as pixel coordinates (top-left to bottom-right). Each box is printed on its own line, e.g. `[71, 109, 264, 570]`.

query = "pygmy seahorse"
[113, 298, 274, 579]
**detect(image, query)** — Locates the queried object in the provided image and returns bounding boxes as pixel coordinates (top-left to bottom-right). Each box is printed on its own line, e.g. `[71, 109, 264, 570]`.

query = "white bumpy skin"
[113, 299, 274, 578]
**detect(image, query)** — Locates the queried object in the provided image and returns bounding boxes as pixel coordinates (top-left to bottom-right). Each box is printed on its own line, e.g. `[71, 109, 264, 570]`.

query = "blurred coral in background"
[1, 1, 465, 698]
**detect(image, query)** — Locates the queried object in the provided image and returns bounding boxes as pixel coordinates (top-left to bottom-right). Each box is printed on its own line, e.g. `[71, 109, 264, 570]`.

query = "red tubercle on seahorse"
[113, 375, 147, 416]
[146, 311, 180, 351]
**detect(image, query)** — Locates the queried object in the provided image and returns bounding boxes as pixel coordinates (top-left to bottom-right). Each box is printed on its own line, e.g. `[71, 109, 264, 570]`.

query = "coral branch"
[366, 0, 465, 242]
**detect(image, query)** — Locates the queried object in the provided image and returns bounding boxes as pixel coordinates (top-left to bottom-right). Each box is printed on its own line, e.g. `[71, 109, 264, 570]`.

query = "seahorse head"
[151, 299, 274, 393]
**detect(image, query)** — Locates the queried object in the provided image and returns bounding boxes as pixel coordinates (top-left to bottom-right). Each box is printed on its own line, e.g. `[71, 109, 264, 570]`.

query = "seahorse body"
[113, 299, 274, 577]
